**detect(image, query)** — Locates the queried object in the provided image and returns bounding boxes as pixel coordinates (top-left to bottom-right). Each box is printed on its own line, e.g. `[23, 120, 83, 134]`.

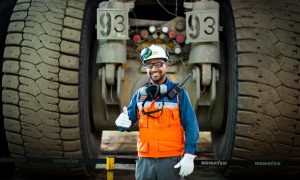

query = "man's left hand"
[174, 153, 196, 176]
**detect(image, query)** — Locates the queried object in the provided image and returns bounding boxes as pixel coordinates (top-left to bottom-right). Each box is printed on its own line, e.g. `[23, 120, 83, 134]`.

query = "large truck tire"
[0, 0, 17, 177]
[212, 0, 300, 176]
[1, 0, 100, 175]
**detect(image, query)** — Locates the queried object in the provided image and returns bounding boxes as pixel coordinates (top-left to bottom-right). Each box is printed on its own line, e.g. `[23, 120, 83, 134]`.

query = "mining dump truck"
[0, 0, 299, 177]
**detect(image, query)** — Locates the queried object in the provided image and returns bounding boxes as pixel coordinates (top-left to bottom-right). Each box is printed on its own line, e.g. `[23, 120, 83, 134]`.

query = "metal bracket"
[117, 66, 124, 100]
[206, 67, 217, 122]
[193, 65, 217, 106]
[186, 0, 220, 65]
[198, 67, 217, 106]
[101, 65, 124, 104]
[193, 67, 201, 106]
[96, 0, 133, 64]
[194, 66, 218, 130]
[105, 64, 116, 85]
[101, 67, 107, 104]
[202, 64, 212, 86]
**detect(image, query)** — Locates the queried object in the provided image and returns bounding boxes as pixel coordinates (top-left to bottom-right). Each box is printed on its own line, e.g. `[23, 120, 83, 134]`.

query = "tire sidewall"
[79, 0, 101, 175]
[211, 0, 238, 161]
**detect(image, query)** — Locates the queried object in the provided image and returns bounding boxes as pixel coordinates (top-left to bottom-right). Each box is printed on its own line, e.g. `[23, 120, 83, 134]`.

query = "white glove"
[115, 106, 131, 128]
[174, 153, 196, 177]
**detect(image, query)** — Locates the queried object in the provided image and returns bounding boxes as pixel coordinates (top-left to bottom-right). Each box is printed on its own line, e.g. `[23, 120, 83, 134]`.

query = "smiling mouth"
[151, 72, 160, 76]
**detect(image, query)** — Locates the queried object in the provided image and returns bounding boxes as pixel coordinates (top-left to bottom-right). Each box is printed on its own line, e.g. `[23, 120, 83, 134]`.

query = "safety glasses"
[145, 61, 165, 69]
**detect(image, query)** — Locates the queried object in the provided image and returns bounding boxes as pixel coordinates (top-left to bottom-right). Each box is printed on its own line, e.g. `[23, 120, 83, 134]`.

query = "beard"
[149, 71, 165, 83]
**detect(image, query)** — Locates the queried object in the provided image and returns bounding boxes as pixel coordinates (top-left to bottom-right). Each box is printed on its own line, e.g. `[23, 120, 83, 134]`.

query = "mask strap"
[141, 97, 164, 118]
[146, 84, 160, 99]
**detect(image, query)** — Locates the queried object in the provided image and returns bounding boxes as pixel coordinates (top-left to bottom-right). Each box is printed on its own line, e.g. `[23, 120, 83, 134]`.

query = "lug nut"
[174, 45, 182, 54]
[176, 34, 185, 44]
[161, 26, 169, 33]
[149, 26, 156, 33]
[141, 29, 149, 39]
[168, 30, 177, 39]
[133, 34, 141, 42]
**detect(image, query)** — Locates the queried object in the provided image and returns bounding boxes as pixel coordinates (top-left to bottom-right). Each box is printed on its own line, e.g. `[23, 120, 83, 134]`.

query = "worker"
[115, 44, 199, 180]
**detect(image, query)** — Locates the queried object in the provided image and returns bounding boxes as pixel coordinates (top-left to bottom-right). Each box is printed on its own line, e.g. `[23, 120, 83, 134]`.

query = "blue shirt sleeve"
[117, 91, 139, 132]
[127, 92, 139, 124]
[179, 88, 200, 154]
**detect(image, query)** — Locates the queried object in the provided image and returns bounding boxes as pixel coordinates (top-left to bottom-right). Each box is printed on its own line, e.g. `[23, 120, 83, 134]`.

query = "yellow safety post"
[106, 157, 115, 180]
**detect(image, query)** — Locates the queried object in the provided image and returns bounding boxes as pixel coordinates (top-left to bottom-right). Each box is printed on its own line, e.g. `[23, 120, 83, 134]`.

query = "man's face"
[145, 58, 168, 84]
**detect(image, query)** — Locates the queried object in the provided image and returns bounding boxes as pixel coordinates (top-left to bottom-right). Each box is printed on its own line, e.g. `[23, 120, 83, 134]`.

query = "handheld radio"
[167, 73, 192, 99]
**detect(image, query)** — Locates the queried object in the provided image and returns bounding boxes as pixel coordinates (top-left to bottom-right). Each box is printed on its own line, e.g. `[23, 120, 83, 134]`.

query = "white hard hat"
[140, 44, 169, 64]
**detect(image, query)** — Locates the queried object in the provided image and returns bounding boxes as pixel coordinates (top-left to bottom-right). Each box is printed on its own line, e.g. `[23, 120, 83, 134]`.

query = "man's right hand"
[115, 106, 132, 128]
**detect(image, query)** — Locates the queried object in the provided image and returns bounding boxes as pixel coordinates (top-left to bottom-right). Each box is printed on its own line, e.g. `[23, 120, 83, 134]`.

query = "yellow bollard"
[106, 157, 115, 180]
